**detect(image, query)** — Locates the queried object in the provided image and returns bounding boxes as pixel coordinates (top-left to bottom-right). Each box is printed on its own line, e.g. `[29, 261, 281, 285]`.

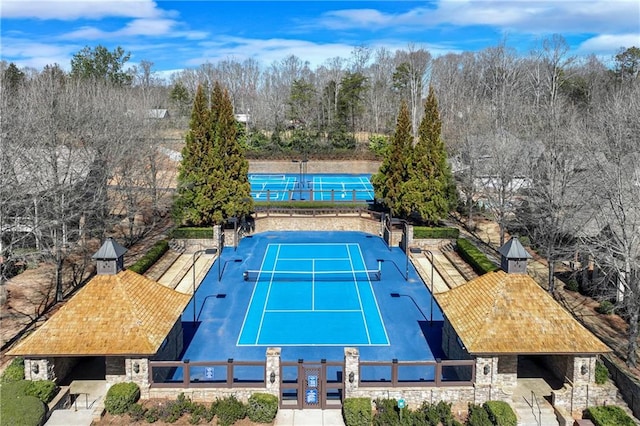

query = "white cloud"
[1, 0, 170, 20]
[0, 37, 76, 69]
[317, 1, 640, 36]
[577, 34, 640, 55]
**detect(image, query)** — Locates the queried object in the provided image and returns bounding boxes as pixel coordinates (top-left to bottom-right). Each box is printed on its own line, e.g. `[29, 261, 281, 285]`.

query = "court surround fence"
[147, 358, 475, 388]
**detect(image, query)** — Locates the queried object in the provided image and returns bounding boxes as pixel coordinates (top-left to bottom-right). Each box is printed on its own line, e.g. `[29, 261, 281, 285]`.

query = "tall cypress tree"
[175, 84, 212, 225]
[209, 82, 253, 225]
[175, 82, 253, 226]
[403, 86, 456, 224]
[372, 100, 412, 216]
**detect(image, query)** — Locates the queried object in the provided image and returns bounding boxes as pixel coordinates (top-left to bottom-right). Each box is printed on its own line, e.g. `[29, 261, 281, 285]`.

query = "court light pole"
[423, 249, 435, 326]
[390, 293, 428, 322]
[192, 248, 217, 322]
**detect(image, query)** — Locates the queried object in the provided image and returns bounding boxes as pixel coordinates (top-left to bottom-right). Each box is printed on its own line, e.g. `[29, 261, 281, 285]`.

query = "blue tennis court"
[237, 243, 388, 346]
[249, 174, 374, 202]
[180, 231, 444, 364]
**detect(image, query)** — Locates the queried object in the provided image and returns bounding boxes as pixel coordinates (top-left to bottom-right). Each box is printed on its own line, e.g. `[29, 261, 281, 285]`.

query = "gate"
[279, 359, 344, 409]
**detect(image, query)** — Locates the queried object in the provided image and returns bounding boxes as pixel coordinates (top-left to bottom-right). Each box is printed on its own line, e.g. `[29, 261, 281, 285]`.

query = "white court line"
[265, 309, 362, 313]
[236, 243, 275, 346]
[356, 244, 390, 345]
[255, 244, 282, 345]
[347, 243, 372, 345]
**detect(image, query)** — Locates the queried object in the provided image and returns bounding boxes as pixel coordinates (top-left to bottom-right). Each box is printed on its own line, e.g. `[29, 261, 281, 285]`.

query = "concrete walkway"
[274, 409, 345, 426]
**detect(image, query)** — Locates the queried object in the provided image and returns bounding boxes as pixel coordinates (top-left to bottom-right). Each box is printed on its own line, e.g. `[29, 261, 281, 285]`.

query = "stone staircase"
[440, 242, 479, 281]
[512, 393, 559, 426]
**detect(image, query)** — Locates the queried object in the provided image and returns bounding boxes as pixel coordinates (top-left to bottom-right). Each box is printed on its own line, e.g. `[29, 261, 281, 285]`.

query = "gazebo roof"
[7, 270, 191, 357]
[92, 237, 128, 260]
[498, 236, 532, 259]
[435, 270, 610, 355]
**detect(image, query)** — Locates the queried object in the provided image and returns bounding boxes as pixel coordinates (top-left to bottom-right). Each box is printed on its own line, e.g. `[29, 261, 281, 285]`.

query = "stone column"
[344, 347, 360, 398]
[126, 358, 150, 393]
[24, 358, 55, 381]
[265, 347, 281, 397]
[214, 225, 224, 252]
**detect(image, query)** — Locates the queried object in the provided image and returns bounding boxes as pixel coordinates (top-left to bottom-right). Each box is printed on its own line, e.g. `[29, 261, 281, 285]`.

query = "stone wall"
[253, 213, 381, 235]
[248, 160, 380, 175]
[601, 354, 640, 419]
[552, 381, 620, 413]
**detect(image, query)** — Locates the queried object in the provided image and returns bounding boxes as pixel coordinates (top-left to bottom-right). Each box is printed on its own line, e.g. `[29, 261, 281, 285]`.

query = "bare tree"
[582, 82, 640, 366]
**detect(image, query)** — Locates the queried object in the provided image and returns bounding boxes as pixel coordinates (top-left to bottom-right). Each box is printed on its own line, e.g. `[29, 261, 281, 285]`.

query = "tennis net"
[243, 269, 381, 282]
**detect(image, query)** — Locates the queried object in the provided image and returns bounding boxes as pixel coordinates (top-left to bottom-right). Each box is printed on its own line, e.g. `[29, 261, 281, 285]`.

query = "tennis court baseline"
[237, 243, 389, 346]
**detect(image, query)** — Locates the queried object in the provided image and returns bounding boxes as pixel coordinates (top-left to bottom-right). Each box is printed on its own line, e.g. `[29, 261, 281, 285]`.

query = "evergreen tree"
[403, 86, 456, 224]
[175, 84, 213, 225]
[372, 100, 413, 216]
[175, 82, 253, 226]
[209, 82, 253, 225]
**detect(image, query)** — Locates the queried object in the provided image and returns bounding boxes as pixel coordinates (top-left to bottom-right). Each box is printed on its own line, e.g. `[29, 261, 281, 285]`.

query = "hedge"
[584, 405, 635, 426]
[212, 395, 247, 426]
[171, 227, 214, 239]
[247, 393, 278, 423]
[0, 381, 47, 426]
[483, 401, 517, 426]
[456, 238, 499, 275]
[343, 397, 373, 426]
[128, 239, 168, 274]
[414, 227, 460, 239]
[104, 382, 140, 415]
[466, 403, 492, 426]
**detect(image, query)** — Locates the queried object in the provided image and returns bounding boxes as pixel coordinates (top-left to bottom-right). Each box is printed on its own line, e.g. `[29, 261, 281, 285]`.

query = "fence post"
[392, 359, 398, 386]
[227, 359, 234, 388]
[435, 359, 442, 387]
[183, 360, 190, 388]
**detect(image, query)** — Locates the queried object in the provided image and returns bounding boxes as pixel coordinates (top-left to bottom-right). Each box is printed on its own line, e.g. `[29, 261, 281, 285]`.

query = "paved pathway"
[274, 409, 345, 426]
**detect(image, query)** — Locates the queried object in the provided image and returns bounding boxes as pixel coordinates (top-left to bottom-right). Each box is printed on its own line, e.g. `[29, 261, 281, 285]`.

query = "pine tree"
[372, 101, 413, 216]
[403, 86, 456, 224]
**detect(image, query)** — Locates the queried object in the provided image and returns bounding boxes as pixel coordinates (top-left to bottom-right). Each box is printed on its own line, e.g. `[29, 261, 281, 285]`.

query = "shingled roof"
[7, 270, 191, 357]
[435, 270, 610, 355]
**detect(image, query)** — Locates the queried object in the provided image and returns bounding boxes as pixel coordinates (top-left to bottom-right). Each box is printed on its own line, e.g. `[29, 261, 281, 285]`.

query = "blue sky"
[2, 0, 639, 77]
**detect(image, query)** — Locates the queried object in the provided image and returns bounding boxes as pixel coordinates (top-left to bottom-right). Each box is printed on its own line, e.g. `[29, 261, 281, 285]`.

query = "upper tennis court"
[249, 173, 374, 202]
[180, 231, 444, 364]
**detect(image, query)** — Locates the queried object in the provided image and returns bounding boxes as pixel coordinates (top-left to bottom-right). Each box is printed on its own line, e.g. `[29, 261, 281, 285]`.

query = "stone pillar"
[24, 358, 55, 381]
[344, 347, 360, 398]
[572, 356, 596, 384]
[406, 224, 414, 248]
[265, 347, 281, 397]
[125, 358, 150, 391]
[214, 225, 224, 251]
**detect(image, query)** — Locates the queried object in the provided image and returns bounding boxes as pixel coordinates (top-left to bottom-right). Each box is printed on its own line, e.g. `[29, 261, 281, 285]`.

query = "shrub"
[373, 398, 411, 426]
[584, 405, 635, 426]
[483, 401, 517, 426]
[247, 393, 278, 423]
[343, 397, 372, 426]
[25, 380, 59, 403]
[456, 238, 499, 275]
[369, 134, 389, 157]
[128, 403, 147, 422]
[596, 300, 614, 315]
[413, 400, 457, 425]
[595, 360, 609, 384]
[128, 239, 169, 274]
[188, 402, 208, 424]
[414, 227, 460, 239]
[466, 403, 492, 426]
[104, 382, 140, 415]
[215, 395, 246, 426]
[0, 381, 47, 426]
[1, 357, 25, 383]
[565, 279, 579, 292]
[144, 406, 160, 423]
